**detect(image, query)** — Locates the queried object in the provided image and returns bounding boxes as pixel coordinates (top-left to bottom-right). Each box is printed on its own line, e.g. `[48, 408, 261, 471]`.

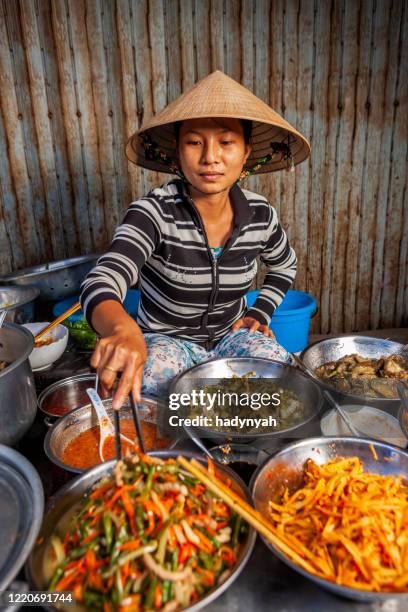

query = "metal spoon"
[323, 390, 366, 437]
[0, 310, 7, 329]
[291, 352, 319, 379]
[86, 385, 135, 462]
[185, 427, 214, 459]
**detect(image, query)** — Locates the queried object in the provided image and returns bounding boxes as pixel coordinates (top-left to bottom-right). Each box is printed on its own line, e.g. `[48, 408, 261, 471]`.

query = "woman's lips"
[199, 172, 224, 181]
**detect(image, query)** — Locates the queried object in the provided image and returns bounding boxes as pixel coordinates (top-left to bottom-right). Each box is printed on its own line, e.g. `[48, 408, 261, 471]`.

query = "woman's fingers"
[231, 319, 244, 331]
[111, 354, 140, 410]
[97, 343, 118, 389]
[249, 318, 260, 332]
[259, 325, 275, 338]
[132, 364, 144, 403]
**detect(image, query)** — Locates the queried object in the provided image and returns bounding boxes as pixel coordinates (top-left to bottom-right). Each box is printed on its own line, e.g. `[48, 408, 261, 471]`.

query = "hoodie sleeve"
[80, 197, 162, 326]
[245, 205, 297, 326]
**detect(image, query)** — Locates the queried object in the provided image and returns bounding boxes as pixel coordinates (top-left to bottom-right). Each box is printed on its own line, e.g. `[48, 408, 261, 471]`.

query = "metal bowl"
[26, 450, 256, 611]
[0, 444, 44, 590]
[38, 373, 99, 418]
[169, 357, 323, 444]
[0, 254, 100, 302]
[398, 401, 408, 439]
[0, 286, 40, 324]
[251, 436, 408, 602]
[300, 335, 408, 404]
[44, 397, 178, 473]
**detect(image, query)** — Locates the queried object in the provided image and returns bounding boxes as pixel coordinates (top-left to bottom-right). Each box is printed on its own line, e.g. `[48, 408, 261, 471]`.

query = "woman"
[80, 71, 310, 409]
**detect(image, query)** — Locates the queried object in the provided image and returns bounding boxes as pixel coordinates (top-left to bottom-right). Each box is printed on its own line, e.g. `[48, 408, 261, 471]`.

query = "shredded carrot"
[369, 443, 379, 461]
[267, 456, 408, 592]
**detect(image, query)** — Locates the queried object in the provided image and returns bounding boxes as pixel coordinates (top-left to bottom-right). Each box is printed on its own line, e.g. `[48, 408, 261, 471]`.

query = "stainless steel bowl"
[169, 357, 323, 444]
[38, 373, 99, 418]
[26, 450, 256, 611]
[44, 397, 178, 473]
[398, 401, 408, 439]
[251, 436, 408, 602]
[0, 254, 100, 302]
[0, 286, 40, 324]
[300, 335, 408, 404]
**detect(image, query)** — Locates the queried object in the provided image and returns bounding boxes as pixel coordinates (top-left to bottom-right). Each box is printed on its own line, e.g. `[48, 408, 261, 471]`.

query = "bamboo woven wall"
[0, 0, 407, 334]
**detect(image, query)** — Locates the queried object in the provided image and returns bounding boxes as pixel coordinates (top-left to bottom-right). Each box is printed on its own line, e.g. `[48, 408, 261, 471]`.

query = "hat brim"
[126, 117, 310, 175]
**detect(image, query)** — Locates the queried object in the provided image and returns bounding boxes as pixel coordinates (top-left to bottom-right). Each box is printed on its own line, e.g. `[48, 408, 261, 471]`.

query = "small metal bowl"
[170, 357, 323, 444]
[38, 373, 100, 419]
[26, 450, 256, 611]
[44, 397, 177, 473]
[300, 335, 408, 404]
[251, 436, 408, 602]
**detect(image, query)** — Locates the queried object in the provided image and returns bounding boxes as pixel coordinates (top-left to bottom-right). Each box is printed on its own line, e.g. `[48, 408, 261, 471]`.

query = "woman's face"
[177, 118, 252, 195]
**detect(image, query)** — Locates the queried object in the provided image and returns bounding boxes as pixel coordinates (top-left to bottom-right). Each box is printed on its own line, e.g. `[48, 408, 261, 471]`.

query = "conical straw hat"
[126, 70, 310, 174]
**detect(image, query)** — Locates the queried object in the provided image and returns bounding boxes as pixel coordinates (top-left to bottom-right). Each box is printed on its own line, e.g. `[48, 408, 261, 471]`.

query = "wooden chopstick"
[34, 301, 81, 342]
[177, 456, 323, 577]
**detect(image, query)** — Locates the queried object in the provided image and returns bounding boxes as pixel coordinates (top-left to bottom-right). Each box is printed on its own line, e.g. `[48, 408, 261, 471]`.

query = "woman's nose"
[201, 139, 220, 164]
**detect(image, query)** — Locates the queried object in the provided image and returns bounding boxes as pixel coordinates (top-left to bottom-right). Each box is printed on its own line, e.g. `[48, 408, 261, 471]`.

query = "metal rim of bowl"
[37, 373, 97, 418]
[398, 404, 408, 439]
[0, 444, 44, 591]
[170, 357, 324, 440]
[0, 254, 100, 282]
[249, 436, 408, 601]
[0, 323, 34, 379]
[26, 450, 256, 611]
[0, 285, 40, 311]
[300, 335, 408, 404]
[44, 397, 176, 473]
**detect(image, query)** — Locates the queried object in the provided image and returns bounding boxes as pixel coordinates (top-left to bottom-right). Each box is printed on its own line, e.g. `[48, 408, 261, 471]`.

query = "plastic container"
[246, 289, 317, 353]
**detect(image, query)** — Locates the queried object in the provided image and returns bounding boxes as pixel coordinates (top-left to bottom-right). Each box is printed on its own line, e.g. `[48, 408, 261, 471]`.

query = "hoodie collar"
[170, 178, 251, 228]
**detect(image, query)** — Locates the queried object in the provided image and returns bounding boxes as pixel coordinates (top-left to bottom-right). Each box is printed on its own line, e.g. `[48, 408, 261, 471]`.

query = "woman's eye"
[221, 140, 233, 145]
[187, 140, 201, 145]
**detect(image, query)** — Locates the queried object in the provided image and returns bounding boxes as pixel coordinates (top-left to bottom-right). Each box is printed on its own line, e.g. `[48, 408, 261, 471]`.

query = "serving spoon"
[322, 390, 363, 436]
[0, 309, 6, 329]
[86, 378, 135, 461]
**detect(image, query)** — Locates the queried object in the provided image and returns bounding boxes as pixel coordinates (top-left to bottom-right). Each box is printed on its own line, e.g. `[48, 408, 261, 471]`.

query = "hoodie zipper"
[184, 193, 240, 346]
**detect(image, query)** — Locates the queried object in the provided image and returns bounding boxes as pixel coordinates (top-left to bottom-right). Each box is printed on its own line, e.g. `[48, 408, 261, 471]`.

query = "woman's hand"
[90, 301, 148, 409]
[231, 317, 275, 338]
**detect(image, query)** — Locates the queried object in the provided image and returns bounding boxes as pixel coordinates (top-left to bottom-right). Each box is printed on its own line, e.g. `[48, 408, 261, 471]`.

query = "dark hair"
[174, 119, 252, 144]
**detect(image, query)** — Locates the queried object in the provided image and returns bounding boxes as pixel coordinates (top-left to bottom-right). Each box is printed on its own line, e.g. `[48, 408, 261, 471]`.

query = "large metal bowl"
[251, 436, 408, 602]
[300, 335, 408, 405]
[0, 254, 100, 302]
[26, 450, 256, 611]
[169, 357, 323, 445]
[44, 397, 178, 473]
[0, 286, 40, 324]
[0, 324, 37, 445]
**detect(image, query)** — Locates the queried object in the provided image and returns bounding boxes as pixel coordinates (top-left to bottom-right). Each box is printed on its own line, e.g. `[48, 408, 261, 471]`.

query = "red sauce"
[62, 420, 170, 469]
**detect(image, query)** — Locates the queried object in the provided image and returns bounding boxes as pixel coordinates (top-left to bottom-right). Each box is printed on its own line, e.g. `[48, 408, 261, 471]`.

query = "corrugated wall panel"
[0, 0, 406, 332]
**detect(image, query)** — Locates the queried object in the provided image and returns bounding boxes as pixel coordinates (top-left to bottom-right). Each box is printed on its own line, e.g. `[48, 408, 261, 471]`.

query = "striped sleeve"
[245, 205, 297, 326]
[80, 197, 162, 325]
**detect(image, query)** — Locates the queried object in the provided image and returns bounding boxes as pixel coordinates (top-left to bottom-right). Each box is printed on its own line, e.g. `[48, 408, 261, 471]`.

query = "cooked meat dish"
[315, 353, 408, 398]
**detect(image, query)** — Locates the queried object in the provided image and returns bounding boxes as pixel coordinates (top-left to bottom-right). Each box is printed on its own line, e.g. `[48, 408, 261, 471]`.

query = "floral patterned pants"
[141, 329, 291, 397]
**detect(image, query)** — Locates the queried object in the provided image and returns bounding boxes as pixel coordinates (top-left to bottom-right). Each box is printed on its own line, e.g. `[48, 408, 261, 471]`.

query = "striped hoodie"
[80, 179, 297, 348]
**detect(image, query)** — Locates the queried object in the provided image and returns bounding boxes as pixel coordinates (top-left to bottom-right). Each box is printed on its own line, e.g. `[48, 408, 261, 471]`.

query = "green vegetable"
[144, 575, 157, 609]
